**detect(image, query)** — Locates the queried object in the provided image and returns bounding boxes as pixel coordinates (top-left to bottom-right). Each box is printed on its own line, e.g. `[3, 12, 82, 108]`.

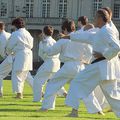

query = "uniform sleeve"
[0, 36, 7, 58]
[70, 31, 94, 45]
[45, 40, 64, 56]
[102, 30, 120, 60]
[6, 33, 18, 55]
[38, 41, 47, 60]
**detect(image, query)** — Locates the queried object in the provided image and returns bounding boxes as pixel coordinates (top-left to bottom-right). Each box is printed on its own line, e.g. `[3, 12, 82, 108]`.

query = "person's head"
[12, 17, 25, 29]
[0, 21, 5, 32]
[84, 23, 94, 31]
[61, 19, 75, 35]
[52, 29, 60, 40]
[94, 9, 109, 28]
[78, 16, 88, 28]
[102, 7, 112, 21]
[43, 25, 54, 36]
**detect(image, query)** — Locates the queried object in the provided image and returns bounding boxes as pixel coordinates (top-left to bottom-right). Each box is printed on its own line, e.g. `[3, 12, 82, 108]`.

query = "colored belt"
[91, 57, 106, 64]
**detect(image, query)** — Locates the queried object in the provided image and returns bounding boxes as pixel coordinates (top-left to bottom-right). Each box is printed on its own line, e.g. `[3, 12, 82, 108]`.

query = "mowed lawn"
[0, 80, 119, 120]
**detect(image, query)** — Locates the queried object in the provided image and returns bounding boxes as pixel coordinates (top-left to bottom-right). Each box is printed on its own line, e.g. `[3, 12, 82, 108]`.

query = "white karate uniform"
[0, 30, 11, 93]
[65, 23, 120, 117]
[94, 21, 120, 109]
[41, 37, 102, 113]
[33, 36, 62, 102]
[6, 28, 33, 93]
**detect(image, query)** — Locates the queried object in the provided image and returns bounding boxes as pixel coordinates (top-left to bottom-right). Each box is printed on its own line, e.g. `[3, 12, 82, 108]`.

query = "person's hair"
[102, 7, 112, 17]
[61, 19, 75, 33]
[43, 25, 54, 36]
[0, 21, 5, 30]
[12, 17, 25, 29]
[84, 23, 94, 31]
[96, 9, 109, 23]
[78, 16, 88, 25]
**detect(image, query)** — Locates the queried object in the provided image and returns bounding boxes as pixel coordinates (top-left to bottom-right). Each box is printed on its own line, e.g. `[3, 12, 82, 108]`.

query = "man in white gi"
[0, 21, 11, 97]
[94, 7, 120, 110]
[65, 9, 120, 117]
[6, 18, 33, 99]
[33, 25, 66, 102]
[40, 20, 103, 115]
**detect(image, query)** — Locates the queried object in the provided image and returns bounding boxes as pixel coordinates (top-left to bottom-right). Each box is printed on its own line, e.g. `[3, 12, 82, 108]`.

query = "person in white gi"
[0, 21, 33, 98]
[94, 7, 120, 110]
[77, 16, 88, 31]
[33, 25, 66, 102]
[40, 20, 103, 114]
[65, 9, 120, 117]
[6, 18, 33, 99]
[0, 21, 11, 97]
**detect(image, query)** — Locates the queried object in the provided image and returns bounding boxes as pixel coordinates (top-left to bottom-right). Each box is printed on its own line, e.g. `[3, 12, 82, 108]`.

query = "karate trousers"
[65, 62, 120, 117]
[42, 61, 102, 113]
[33, 59, 66, 102]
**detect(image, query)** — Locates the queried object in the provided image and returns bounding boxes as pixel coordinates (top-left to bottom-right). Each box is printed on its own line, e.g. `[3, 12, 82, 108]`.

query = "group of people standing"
[0, 7, 120, 118]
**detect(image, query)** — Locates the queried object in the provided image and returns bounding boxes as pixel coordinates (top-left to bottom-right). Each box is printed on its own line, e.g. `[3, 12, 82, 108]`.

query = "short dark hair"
[78, 16, 88, 25]
[96, 9, 109, 23]
[0, 21, 5, 30]
[102, 7, 112, 16]
[43, 25, 53, 36]
[61, 19, 75, 33]
[12, 17, 25, 29]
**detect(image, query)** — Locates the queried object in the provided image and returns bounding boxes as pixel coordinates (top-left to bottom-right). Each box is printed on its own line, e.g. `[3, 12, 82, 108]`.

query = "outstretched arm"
[70, 31, 94, 45]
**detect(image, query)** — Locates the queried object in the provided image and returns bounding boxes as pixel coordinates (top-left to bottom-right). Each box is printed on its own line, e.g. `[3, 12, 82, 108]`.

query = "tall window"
[25, 0, 34, 18]
[59, 0, 67, 18]
[0, 0, 8, 18]
[93, 0, 102, 16]
[114, 4, 120, 19]
[42, 0, 50, 17]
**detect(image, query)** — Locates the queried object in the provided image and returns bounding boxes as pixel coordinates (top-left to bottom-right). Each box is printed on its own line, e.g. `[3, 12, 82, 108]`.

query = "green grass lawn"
[0, 80, 119, 120]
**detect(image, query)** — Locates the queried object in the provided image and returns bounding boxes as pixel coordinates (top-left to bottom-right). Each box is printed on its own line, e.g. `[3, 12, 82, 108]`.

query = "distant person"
[33, 25, 67, 102]
[77, 16, 88, 30]
[0, 21, 11, 97]
[6, 18, 33, 99]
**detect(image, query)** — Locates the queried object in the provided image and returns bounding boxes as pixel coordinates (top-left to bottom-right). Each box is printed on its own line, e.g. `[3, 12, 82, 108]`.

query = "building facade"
[0, 0, 120, 62]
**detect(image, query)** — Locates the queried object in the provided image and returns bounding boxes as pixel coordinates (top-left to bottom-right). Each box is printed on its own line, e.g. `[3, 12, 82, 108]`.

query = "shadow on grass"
[0, 109, 36, 112]
[0, 103, 39, 107]
[0, 114, 118, 120]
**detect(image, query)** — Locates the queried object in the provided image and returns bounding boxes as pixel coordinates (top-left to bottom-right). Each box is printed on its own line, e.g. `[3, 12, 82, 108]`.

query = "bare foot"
[98, 111, 105, 116]
[65, 109, 78, 117]
[63, 92, 67, 98]
[15, 93, 23, 99]
[65, 113, 78, 117]
[106, 109, 112, 112]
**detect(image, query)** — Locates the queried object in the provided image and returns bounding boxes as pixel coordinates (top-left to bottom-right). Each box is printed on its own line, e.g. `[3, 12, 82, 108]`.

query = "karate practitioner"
[40, 20, 103, 115]
[0, 21, 11, 97]
[65, 9, 120, 117]
[33, 25, 66, 102]
[94, 7, 120, 110]
[6, 18, 33, 99]
[77, 16, 88, 31]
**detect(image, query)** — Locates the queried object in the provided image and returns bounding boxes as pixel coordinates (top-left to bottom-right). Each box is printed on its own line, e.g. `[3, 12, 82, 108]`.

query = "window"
[93, 0, 102, 16]
[59, 0, 67, 18]
[25, 0, 34, 18]
[42, 0, 50, 17]
[114, 4, 120, 19]
[0, 0, 8, 18]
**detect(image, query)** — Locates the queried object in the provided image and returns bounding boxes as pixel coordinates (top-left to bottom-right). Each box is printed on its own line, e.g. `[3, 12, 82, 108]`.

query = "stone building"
[0, 0, 120, 63]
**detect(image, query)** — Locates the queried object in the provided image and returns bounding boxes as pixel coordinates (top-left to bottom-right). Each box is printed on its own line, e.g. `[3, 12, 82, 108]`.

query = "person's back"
[39, 36, 59, 61]
[0, 21, 11, 97]
[0, 30, 11, 58]
[9, 28, 33, 54]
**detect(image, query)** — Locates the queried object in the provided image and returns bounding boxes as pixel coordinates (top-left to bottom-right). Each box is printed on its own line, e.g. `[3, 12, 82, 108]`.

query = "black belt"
[91, 57, 106, 64]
